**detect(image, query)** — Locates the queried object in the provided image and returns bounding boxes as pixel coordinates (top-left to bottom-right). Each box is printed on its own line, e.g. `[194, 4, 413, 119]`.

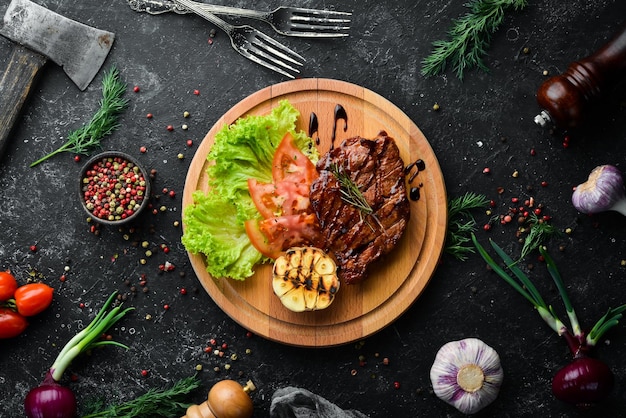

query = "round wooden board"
[182, 78, 447, 347]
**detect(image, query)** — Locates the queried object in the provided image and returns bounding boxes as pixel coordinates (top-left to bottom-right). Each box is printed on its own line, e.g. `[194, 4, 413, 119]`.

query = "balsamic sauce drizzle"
[331, 104, 348, 149]
[405, 159, 426, 201]
[309, 112, 319, 145]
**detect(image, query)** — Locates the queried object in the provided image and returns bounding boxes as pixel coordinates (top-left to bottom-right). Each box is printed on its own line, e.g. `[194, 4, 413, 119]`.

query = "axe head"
[0, 0, 115, 90]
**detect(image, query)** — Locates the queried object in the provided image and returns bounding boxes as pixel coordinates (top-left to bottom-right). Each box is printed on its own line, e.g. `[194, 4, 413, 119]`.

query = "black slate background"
[1, 0, 626, 417]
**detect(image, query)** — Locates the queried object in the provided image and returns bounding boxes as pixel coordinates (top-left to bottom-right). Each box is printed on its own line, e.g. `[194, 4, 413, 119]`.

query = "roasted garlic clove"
[272, 247, 339, 312]
[430, 338, 503, 414]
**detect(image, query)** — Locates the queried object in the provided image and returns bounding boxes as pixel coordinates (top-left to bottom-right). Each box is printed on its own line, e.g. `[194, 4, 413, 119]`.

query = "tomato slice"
[272, 132, 318, 184]
[245, 218, 284, 259]
[248, 179, 280, 219]
[245, 214, 322, 259]
[248, 178, 312, 219]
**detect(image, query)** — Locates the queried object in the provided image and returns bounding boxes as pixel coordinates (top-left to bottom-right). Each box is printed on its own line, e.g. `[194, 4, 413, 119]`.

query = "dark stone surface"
[1, 0, 626, 417]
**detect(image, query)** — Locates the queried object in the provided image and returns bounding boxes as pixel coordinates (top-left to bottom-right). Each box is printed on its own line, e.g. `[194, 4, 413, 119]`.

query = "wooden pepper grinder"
[534, 22, 626, 130]
[182, 379, 256, 418]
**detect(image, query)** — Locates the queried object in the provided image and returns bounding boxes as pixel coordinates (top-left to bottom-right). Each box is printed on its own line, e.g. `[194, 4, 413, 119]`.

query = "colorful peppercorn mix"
[80, 153, 150, 223]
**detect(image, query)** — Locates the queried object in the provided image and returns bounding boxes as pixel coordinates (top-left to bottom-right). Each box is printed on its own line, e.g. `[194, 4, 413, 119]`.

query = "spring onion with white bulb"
[571, 165, 626, 216]
[472, 234, 626, 407]
[24, 292, 133, 418]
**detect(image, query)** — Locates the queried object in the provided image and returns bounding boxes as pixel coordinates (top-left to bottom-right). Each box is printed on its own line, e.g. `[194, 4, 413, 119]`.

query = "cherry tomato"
[14, 283, 54, 317]
[0, 307, 28, 338]
[0, 271, 18, 301]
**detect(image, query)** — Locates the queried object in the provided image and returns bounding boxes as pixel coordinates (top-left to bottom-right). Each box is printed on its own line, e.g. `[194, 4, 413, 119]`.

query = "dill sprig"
[421, 0, 528, 79]
[446, 192, 491, 260]
[81, 375, 201, 418]
[519, 212, 560, 261]
[30, 67, 129, 167]
[329, 162, 374, 217]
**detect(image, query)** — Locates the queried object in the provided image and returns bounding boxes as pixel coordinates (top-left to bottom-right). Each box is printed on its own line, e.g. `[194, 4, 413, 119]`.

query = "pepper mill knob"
[535, 22, 626, 130]
[182, 379, 256, 418]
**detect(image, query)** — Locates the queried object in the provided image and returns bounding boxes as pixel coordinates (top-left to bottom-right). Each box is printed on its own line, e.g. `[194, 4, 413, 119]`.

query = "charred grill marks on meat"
[310, 132, 411, 284]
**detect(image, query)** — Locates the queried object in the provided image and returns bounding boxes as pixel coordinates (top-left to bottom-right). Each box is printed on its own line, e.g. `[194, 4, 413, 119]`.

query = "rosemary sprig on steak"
[329, 162, 374, 219]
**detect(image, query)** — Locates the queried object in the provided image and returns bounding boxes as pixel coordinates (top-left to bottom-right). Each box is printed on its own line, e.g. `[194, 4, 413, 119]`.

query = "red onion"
[23, 293, 132, 418]
[24, 372, 76, 418]
[552, 357, 615, 407]
[473, 236, 626, 408]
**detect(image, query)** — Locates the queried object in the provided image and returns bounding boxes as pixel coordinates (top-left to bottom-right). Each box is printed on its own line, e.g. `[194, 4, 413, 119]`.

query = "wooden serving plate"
[183, 78, 447, 347]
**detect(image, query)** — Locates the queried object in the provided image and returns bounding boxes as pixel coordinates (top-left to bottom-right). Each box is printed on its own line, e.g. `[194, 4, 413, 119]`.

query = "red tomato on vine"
[0, 307, 28, 338]
[14, 283, 54, 317]
[0, 271, 18, 301]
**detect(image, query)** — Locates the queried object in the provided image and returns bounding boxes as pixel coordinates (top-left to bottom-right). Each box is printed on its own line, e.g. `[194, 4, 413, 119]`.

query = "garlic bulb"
[571, 165, 626, 216]
[430, 338, 503, 414]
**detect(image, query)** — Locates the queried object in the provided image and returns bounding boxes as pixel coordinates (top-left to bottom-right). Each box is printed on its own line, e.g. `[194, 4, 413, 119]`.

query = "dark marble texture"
[1, 1, 626, 417]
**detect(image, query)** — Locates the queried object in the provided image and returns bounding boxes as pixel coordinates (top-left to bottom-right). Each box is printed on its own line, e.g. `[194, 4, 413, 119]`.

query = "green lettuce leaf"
[181, 100, 317, 280]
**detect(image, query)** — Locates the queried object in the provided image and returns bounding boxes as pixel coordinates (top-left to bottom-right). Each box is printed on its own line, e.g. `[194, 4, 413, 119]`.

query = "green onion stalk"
[24, 292, 133, 418]
[472, 234, 626, 406]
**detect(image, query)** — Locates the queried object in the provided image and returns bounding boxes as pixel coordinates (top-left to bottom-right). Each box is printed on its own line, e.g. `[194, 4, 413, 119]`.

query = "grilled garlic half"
[430, 338, 504, 415]
[272, 247, 340, 312]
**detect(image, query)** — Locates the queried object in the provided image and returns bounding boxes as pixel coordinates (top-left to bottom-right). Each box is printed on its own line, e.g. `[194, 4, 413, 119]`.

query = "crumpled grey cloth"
[270, 387, 368, 418]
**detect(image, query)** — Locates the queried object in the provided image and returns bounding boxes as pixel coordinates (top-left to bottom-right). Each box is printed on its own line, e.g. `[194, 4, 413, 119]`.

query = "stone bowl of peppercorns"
[78, 151, 151, 225]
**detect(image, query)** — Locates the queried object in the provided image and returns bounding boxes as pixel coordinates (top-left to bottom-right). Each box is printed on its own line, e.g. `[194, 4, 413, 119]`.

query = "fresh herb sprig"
[446, 192, 491, 260]
[30, 67, 129, 167]
[519, 212, 560, 261]
[81, 375, 202, 418]
[329, 162, 375, 221]
[421, 0, 528, 79]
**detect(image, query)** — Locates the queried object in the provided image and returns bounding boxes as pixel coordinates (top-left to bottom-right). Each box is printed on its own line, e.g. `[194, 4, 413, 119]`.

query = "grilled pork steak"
[309, 132, 410, 284]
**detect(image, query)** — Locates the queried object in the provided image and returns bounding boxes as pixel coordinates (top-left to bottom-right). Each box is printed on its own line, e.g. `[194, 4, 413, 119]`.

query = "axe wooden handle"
[0, 44, 48, 160]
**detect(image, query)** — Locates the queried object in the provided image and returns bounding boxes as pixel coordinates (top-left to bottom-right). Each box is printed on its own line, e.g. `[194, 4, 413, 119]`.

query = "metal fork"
[170, 0, 304, 78]
[128, 0, 352, 38]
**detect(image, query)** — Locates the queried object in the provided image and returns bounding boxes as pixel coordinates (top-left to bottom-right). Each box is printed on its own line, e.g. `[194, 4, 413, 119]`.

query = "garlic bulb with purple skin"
[430, 338, 503, 415]
[572, 165, 626, 215]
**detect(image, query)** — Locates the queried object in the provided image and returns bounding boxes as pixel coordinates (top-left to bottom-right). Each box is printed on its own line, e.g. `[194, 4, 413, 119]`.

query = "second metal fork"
[171, 0, 305, 78]
[128, 0, 352, 38]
